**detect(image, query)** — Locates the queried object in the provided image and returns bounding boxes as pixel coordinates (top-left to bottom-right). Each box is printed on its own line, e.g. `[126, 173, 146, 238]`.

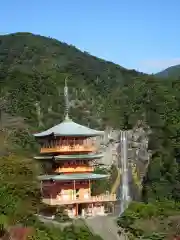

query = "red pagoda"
[33, 80, 116, 218]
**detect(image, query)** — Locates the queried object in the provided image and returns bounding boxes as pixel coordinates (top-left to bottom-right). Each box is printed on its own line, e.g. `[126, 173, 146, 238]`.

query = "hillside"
[0, 32, 144, 124]
[0, 32, 146, 153]
[0, 32, 149, 239]
[1, 32, 180, 239]
[156, 64, 180, 78]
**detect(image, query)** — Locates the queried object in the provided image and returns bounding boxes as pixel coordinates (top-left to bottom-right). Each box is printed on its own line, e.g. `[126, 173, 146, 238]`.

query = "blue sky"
[1, 0, 179, 73]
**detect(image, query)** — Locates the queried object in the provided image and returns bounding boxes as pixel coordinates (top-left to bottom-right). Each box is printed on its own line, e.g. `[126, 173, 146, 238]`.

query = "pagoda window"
[69, 139, 74, 146]
[57, 139, 61, 146]
[63, 181, 71, 186]
[79, 181, 85, 184]
[64, 162, 68, 167]
[47, 140, 51, 148]
[71, 161, 75, 166]
[83, 138, 89, 146]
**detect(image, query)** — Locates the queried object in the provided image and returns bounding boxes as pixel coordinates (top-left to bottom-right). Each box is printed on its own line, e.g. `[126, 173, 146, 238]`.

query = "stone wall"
[95, 127, 120, 167]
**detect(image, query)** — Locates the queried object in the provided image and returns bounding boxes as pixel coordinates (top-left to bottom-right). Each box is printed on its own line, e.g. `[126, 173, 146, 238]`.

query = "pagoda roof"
[55, 153, 103, 160]
[34, 153, 103, 161]
[34, 156, 53, 160]
[33, 119, 104, 138]
[38, 173, 108, 181]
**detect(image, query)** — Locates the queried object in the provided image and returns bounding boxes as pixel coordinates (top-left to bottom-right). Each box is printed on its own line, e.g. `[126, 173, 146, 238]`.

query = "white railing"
[40, 144, 96, 153]
[55, 166, 94, 173]
[42, 194, 117, 205]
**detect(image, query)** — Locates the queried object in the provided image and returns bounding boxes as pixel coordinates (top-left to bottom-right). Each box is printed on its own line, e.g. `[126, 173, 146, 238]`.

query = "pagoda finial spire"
[64, 77, 70, 120]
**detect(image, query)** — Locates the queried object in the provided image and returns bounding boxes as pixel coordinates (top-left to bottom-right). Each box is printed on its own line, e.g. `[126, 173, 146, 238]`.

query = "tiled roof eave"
[55, 153, 103, 160]
[38, 173, 109, 181]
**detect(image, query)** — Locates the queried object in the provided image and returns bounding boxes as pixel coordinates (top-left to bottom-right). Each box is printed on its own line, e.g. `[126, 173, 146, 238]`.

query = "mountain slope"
[0, 32, 145, 145]
[0, 32, 148, 238]
[156, 64, 180, 78]
[2, 32, 180, 239]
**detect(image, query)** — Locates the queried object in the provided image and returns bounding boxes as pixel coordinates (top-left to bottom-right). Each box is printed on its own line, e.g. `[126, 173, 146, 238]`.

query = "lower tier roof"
[38, 173, 108, 181]
[34, 153, 103, 161]
[55, 153, 103, 160]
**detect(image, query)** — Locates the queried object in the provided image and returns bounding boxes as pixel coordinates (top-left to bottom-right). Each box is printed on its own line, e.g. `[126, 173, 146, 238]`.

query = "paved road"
[85, 216, 126, 240]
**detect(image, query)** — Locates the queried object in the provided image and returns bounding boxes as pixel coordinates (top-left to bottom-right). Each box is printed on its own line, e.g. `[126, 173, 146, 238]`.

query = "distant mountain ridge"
[156, 64, 180, 78]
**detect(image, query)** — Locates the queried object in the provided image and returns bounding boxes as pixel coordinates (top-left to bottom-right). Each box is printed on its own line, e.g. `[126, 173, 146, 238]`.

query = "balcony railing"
[40, 145, 96, 153]
[55, 166, 94, 173]
[42, 194, 117, 205]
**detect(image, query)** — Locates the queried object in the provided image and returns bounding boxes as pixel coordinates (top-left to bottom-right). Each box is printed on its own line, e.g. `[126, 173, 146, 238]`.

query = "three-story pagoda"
[33, 80, 116, 218]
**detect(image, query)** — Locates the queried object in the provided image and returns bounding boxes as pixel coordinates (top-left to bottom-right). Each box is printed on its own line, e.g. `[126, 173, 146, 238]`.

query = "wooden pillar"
[76, 203, 78, 216]
[73, 180, 76, 199]
[50, 193, 52, 205]
[40, 181, 43, 195]
[112, 203, 114, 214]
[89, 179, 91, 196]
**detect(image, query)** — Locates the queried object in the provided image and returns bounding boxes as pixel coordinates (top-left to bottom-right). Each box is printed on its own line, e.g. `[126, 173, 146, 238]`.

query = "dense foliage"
[1, 32, 180, 238]
[91, 165, 118, 195]
[117, 201, 180, 239]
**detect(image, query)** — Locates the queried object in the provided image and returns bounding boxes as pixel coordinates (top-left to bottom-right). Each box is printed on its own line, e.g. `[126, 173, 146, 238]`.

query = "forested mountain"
[156, 64, 180, 78]
[0, 32, 145, 130]
[1, 32, 180, 239]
